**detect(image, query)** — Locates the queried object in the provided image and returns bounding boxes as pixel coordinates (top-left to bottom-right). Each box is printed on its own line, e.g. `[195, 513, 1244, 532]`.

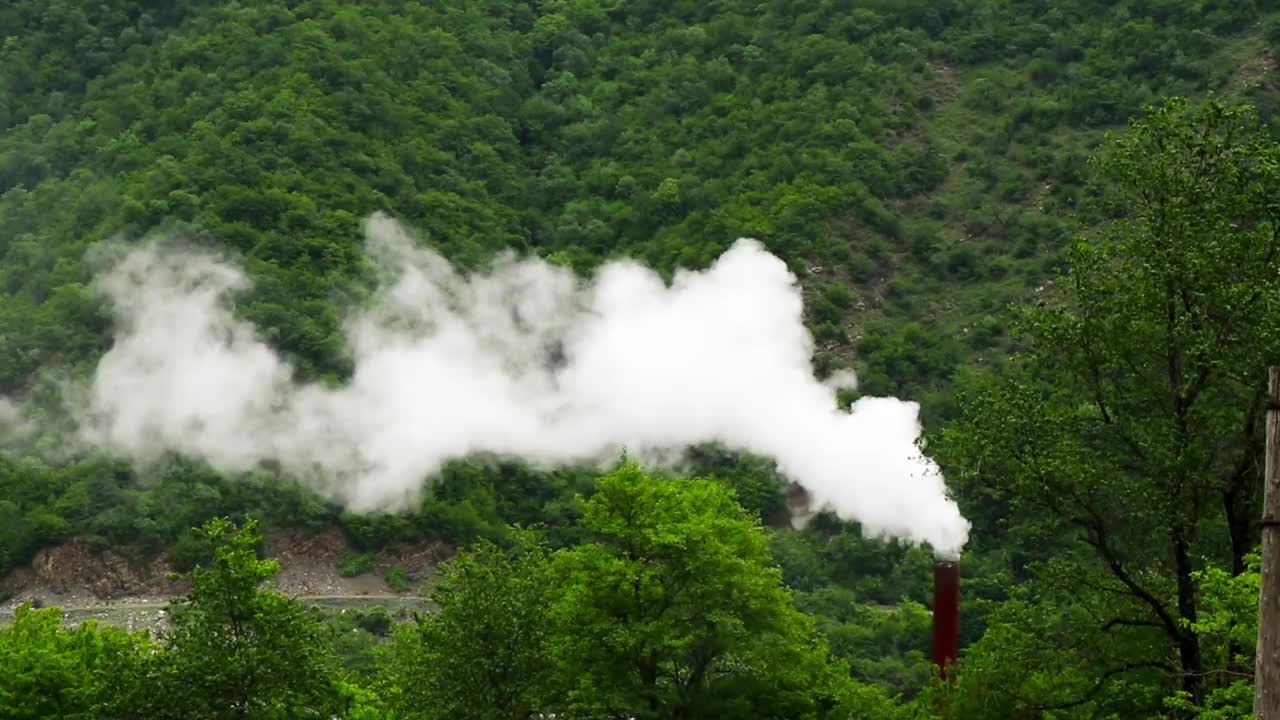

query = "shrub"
[173, 527, 217, 573]
[385, 565, 414, 593]
[354, 606, 393, 636]
[338, 552, 377, 577]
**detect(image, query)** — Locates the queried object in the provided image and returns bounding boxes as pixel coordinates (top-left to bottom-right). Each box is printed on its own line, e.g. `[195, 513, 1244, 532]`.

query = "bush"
[173, 527, 217, 573]
[353, 606, 393, 637]
[813, 322, 849, 346]
[338, 552, 377, 577]
[385, 565, 414, 593]
[1266, 16, 1280, 45]
[822, 283, 855, 310]
[810, 296, 844, 326]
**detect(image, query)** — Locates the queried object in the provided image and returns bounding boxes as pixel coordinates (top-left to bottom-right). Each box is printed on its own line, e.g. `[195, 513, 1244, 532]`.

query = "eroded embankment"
[0, 526, 452, 630]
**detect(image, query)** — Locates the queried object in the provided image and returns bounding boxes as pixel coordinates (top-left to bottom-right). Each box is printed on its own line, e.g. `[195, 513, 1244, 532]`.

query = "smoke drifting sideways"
[56, 213, 969, 556]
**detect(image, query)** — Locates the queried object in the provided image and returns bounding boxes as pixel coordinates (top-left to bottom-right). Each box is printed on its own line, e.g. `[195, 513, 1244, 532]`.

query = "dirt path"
[0, 592, 436, 632]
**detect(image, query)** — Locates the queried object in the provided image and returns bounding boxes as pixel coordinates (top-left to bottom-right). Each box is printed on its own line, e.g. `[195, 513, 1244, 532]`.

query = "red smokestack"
[932, 559, 960, 680]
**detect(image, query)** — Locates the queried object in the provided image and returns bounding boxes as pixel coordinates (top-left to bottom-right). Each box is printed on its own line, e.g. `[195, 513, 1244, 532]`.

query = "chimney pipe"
[932, 559, 960, 680]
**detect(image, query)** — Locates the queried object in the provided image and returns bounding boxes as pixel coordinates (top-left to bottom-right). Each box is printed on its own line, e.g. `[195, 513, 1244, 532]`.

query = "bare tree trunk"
[1254, 367, 1280, 719]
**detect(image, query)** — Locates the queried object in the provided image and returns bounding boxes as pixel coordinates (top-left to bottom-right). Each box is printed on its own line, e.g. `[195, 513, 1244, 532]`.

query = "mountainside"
[4, 2, 1277, 404]
[1, 0, 1277, 572]
[1, 1, 1280, 707]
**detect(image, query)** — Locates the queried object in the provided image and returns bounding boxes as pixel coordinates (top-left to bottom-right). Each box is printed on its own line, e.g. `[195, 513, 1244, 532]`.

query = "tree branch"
[1032, 661, 1178, 712]
[1079, 503, 1182, 645]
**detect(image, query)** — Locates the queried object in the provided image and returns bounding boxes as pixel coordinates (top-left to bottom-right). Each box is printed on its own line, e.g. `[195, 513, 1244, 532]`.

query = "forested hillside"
[2, 0, 1280, 717]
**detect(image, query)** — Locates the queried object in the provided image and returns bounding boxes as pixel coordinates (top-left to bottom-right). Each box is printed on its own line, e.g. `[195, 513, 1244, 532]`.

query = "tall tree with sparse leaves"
[943, 96, 1280, 710]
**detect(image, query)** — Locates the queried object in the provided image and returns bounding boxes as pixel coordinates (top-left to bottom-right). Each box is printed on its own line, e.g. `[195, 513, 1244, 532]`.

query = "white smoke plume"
[74, 213, 969, 555]
[0, 397, 20, 425]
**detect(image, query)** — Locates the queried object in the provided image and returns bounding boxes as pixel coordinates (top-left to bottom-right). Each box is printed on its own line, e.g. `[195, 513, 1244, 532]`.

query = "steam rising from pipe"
[43, 213, 970, 554]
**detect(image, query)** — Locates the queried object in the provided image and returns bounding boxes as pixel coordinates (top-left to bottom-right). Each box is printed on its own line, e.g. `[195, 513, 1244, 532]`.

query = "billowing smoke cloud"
[72, 213, 968, 555]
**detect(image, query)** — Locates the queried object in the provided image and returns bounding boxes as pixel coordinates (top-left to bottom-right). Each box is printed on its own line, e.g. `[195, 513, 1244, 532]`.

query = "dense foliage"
[0, 471, 927, 719]
[2, 0, 1280, 717]
[940, 98, 1280, 716]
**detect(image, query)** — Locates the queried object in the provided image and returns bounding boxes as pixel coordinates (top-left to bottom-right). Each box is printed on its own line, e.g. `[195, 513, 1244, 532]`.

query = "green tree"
[942, 97, 1280, 706]
[145, 517, 346, 720]
[380, 529, 553, 720]
[545, 461, 884, 719]
[0, 604, 151, 720]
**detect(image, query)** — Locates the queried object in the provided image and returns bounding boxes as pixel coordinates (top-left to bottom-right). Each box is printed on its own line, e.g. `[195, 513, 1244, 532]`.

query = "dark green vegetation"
[2, 0, 1280, 717]
[0, 473, 923, 719]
